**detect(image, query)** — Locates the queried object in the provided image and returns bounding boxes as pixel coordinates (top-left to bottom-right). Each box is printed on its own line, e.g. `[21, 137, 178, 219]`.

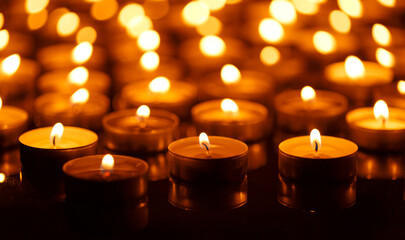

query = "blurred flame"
[397, 80, 405, 95]
[57, 12, 80, 37]
[25, 0, 49, 14]
[221, 64, 241, 84]
[292, 0, 319, 15]
[199, 35, 226, 57]
[0, 173, 5, 183]
[0, 29, 9, 51]
[70, 88, 90, 105]
[202, 0, 226, 11]
[101, 154, 114, 171]
[118, 3, 145, 27]
[345, 56, 365, 80]
[374, 100, 389, 124]
[90, 0, 118, 21]
[68, 66, 89, 86]
[149, 76, 170, 93]
[1, 54, 21, 76]
[310, 128, 321, 153]
[182, 1, 210, 27]
[71, 42, 93, 64]
[76, 26, 97, 44]
[0, 13, 4, 29]
[140, 51, 160, 71]
[329, 10, 351, 34]
[126, 15, 153, 38]
[259, 18, 284, 44]
[269, 0, 297, 25]
[376, 48, 395, 68]
[338, 0, 363, 18]
[137, 30, 160, 52]
[221, 98, 239, 114]
[136, 105, 150, 120]
[372, 24, 391, 47]
[199, 132, 211, 156]
[27, 9, 48, 30]
[50, 122, 64, 146]
[377, 0, 395, 7]
[260, 46, 280, 66]
[196, 16, 222, 36]
[313, 31, 336, 54]
[0, 97, 2, 110]
[301, 86, 316, 103]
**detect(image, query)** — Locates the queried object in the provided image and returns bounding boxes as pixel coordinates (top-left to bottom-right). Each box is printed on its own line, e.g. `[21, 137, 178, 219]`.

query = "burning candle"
[346, 100, 405, 151]
[102, 105, 179, 153]
[63, 154, 149, 231]
[278, 129, 358, 181]
[191, 99, 269, 142]
[117, 76, 197, 119]
[274, 86, 348, 134]
[373, 80, 405, 109]
[324, 55, 393, 105]
[169, 133, 248, 183]
[0, 97, 28, 148]
[34, 88, 110, 131]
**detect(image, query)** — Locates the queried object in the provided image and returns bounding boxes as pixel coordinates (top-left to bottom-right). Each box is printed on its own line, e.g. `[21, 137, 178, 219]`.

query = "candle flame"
[182, 1, 210, 27]
[140, 51, 160, 71]
[373, 100, 389, 126]
[0, 97, 2, 110]
[260, 46, 280, 66]
[376, 48, 395, 68]
[0, 173, 5, 183]
[199, 132, 211, 157]
[68, 66, 89, 86]
[337, 0, 363, 18]
[50, 122, 64, 147]
[221, 98, 239, 114]
[292, 0, 319, 15]
[313, 31, 336, 54]
[221, 64, 241, 84]
[0, 29, 9, 51]
[1, 54, 21, 76]
[196, 16, 222, 36]
[148, 76, 170, 93]
[397, 80, 405, 95]
[101, 154, 114, 171]
[310, 128, 321, 155]
[126, 15, 152, 38]
[137, 30, 160, 52]
[71, 42, 93, 64]
[118, 3, 145, 27]
[372, 24, 391, 47]
[136, 105, 150, 121]
[27, 9, 48, 30]
[199, 35, 226, 57]
[202, 0, 226, 11]
[25, 0, 49, 14]
[344, 55, 365, 80]
[70, 88, 90, 105]
[56, 12, 80, 37]
[76, 26, 97, 44]
[258, 18, 284, 44]
[0, 13, 3, 29]
[329, 10, 351, 34]
[301, 86, 316, 103]
[90, 0, 119, 21]
[269, 0, 297, 25]
[377, 0, 395, 7]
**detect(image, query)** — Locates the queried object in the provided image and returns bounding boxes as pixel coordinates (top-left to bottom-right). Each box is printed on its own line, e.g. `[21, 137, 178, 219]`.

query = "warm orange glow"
[126, 15, 153, 38]
[50, 122, 64, 146]
[68, 67, 89, 86]
[259, 18, 284, 44]
[76, 27, 97, 44]
[140, 51, 160, 71]
[101, 154, 114, 171]
[136, 105, 150, 119]
[221, 98, 239, 114]
[0, 173, 5, 183]
[397, 80, 405, 95]
[70, 88, 90, 105]
[196, 16, 222, 36]
[260, 46, 280, 66]
[1, 54, 21, 76]
[310, 128, 321, 153]
[149, 76, 170, 93]
[137, 30, 160, 52]
[0, 13, 4, 29]
[0, 97, 2, 110]
[376, 48, 395, 68]
[292, 0, 319, 15]
[182, 1, 210, 27]
[312, 31, 336, 54]
[329, 10, 351, 34]
[199, 35, 226, 57]
[118, 3, 145, 27]
[25, 0, 49, 14]
[269, 0, 297, 25]
[374, 100, 389, 126]
[377, 0, 395, 7]
[372, 24, 391, 47]
[345, 56, 365, 80]
[71, 42, 93, 64]
[337, 0, 363, 18]
[27, 9, 48, 30]
[202, 0, 226, 11]
[0, 29, 9, 51]
[199, 132, 211, 156]
[57, 12, 80, 37]
[301, 86, 316, 103]
[90, 0, 118, 21]
[221, 64, 241, 84]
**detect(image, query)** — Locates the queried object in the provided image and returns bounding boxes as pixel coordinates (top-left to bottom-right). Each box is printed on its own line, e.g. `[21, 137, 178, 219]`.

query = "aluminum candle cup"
[278, 136, 358, 181]
[274, 89, 348, 134]
[63, 155, 149, 232]
[102, 109, 179, 153]
[0, 105, 28, 148]
[346, 107, 405, 151]
[169, 136, 248, 183]
[191, 99, 269, 142]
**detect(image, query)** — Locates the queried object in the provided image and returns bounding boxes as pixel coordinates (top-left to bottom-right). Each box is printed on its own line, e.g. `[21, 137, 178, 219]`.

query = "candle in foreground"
[278, 129, 358, 181]
[0, 97, 28, 148]
[346, 100, 405, 151]
[169, 133, 248, 183]
[63, 154, 149, 232]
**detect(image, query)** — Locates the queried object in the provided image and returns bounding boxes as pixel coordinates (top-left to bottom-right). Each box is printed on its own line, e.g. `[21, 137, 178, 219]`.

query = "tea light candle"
[191, 99, 269, 142]
[63, 154, 149, 231]
[274, 86, 348, 134]
[199, 64, 275, 107]
[37, 67, 111, 95]
[373, 80, 405, 109]
[102, 105, 179, 153]
[278, 129, 358, 181]
[346, 100, 405, 151]
[34, 89, 110, 131]
[169, 133, 248, 183]
[0, 98, 28, 148]
[324, 56, 393, 105]
[116, 76, 197, 119]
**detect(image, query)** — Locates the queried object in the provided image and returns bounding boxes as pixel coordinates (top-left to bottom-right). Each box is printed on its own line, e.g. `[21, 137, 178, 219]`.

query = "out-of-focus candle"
[0, 98, 28, 148]
[373, 80, 405, 109]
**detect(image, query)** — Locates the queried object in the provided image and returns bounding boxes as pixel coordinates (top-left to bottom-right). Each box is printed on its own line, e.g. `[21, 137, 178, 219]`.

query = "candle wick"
[314, 141, 319, 158]
[382, 117, 386, 128]
[202, 143, 211, 157]
[52, 136, 56, 148]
